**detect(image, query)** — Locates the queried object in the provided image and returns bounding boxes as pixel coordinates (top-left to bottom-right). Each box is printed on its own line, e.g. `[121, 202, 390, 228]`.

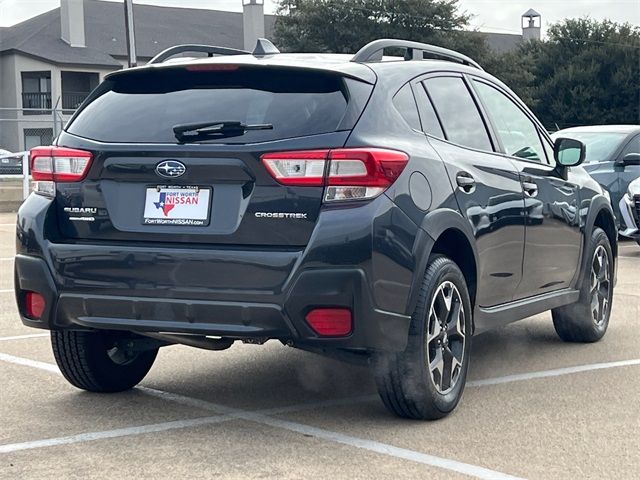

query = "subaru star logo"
[156, 160, 186, 178]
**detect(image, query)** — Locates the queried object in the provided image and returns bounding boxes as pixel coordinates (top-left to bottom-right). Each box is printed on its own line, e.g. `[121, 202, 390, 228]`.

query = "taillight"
[30, 146, 92, 195]
[261, 150, 328, 186]
[261, 148, 408, 201]
[326, 148, 408, 201]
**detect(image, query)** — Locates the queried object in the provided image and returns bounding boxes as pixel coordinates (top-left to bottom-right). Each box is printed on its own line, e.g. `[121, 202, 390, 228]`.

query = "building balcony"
[21, 92, 52, 115]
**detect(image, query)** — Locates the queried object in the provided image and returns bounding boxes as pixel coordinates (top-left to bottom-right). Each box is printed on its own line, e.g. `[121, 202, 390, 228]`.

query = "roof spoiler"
[148, 38, 280, 65]
[351, 39, 483, 70]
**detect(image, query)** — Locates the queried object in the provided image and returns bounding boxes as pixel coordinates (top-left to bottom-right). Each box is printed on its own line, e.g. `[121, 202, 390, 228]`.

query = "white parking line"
[138, 386, 523, 479]
[0, 333, 48, 341]
[0, 415, 231, 454]
[3, 356, 640, 478]
[467, 358, 640, 387]
[0, 353, 59, 374]
[244, 414, 523, 480]
[0, 289, 14, 294]
[0, 257, 14, 261]
[0, 223, 15, 227]
[0, 353, 523, 479]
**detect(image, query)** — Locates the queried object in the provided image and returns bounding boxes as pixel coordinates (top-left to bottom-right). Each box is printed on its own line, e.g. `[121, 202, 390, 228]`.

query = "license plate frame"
[142, 185, 211, 226]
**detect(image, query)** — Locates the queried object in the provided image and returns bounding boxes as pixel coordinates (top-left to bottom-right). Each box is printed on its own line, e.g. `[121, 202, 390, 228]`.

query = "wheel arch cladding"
[430, 229, 477, 309]
[593, 208, 617, 260]
[407, 209, 479, 318]
[577, 195, 618, 289]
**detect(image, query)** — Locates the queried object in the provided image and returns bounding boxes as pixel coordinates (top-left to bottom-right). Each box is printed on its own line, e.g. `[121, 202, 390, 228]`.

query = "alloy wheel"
[590, 245, 611, 327]
[426, 281, 466, 394]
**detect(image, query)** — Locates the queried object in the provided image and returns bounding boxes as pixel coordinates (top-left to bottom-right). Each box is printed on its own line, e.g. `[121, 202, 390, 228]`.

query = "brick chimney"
[61, 0, 86, 47]
[243, 0, 265, 51]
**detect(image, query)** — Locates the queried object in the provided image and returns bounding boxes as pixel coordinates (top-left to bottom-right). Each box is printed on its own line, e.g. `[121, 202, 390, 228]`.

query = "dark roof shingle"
[0, 0, 276, 67]
[1, 1, 517, 65]
[482, 32, 523, 54]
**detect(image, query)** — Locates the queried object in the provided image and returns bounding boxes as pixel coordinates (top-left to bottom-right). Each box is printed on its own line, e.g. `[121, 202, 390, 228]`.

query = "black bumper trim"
[58, 293, 290, 338]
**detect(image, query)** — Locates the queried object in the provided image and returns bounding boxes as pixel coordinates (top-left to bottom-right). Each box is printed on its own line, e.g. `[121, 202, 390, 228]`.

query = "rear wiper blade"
[173, 121, 273, 142]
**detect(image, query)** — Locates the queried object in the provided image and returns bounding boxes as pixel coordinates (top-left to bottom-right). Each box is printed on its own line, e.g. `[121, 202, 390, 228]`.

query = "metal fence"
[0, 100, 69, 154]
[0, 104, 65, 202]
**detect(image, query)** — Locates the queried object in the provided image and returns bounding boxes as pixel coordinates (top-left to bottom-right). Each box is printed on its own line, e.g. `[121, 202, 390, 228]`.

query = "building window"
[23, 128, 53, 150]
[21, 72, 52, 114]
[61, 71, 99, 111]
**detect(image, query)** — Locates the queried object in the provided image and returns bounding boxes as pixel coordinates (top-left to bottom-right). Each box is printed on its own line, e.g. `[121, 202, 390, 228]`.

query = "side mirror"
[554, 137, 585, 167]
[621, 153, 640, 166]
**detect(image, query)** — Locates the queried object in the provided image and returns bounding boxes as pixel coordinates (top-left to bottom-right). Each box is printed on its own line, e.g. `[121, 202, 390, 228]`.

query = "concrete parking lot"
[0, 211, 638, 479]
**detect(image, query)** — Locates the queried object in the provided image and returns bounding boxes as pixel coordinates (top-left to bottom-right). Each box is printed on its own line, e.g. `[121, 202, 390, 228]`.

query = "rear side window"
[413, 83, 445, 139]
[67, 67, 371, 144]
[393, 84, 421, 131]
[423, 77, 492, 151]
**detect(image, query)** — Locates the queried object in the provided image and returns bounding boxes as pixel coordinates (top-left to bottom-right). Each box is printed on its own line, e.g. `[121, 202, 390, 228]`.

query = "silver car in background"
[620, 177, 640, 246]
[0, 149, 24, 175]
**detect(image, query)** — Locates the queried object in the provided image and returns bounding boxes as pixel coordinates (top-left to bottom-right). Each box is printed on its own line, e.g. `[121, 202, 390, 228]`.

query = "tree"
[488, 19, 640, 129]
[273, 0, 491, 63]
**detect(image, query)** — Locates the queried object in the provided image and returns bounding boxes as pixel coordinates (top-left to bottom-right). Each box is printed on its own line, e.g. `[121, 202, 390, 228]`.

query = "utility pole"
[124, 0, 137, 67]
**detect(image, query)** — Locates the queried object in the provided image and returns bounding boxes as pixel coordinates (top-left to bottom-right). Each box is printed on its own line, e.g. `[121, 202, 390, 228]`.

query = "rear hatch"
[54, 64, 373, 246]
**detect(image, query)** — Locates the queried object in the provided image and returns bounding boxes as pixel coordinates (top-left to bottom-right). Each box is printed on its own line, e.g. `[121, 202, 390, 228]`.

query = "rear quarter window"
[392, 84, 421, 131]
[413, 83, 445, 139]
[66, 67, 371, 144]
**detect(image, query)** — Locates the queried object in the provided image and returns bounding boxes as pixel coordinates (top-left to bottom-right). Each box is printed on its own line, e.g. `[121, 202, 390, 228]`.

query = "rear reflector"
[305, 308, 352, 336]
[25, 292, 45, 320]
[30, 146, 93, 183]
[261, 148, 408, 201]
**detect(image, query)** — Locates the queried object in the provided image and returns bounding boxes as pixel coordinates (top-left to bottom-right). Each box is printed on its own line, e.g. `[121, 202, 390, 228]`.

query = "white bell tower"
[522, 8, 541, 41]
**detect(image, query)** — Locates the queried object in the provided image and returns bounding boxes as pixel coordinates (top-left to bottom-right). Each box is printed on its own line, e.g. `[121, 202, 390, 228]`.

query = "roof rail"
[149, 44, 249, 65]
[351, 39, 483, 70]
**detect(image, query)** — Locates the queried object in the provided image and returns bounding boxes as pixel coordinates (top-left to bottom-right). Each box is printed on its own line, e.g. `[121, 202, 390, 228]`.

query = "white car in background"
[620, 177, 640, 246]
[0, 148, 24, 174]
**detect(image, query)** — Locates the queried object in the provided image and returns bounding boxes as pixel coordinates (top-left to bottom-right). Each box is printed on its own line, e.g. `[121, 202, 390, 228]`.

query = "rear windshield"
[66, 67, 371, 144]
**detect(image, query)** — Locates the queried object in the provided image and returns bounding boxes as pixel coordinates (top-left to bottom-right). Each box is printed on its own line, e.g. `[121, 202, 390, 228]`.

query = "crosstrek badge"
[143, 186, 211, 226]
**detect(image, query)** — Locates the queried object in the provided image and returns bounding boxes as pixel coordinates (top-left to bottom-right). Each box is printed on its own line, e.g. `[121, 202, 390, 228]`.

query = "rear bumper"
[14, 254, 410, 352]
[14, 193, 416, 353]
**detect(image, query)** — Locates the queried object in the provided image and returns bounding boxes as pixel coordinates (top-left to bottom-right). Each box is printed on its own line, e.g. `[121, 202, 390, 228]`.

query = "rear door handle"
[456, 172, 476, 192]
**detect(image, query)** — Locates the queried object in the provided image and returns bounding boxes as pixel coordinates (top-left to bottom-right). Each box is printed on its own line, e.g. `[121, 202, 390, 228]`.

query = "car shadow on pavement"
[39, 315, 608, 425]
[127, 318, 571, 416]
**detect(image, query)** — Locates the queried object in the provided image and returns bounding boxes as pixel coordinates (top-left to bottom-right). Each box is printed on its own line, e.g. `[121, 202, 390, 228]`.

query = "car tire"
[51, 330, 158, 392]
[552, 227, 614, 343]
[373, 255, 472, 420]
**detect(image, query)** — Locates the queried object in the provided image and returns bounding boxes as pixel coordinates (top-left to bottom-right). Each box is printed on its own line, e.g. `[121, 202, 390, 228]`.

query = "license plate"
[143, 186, 211, 226]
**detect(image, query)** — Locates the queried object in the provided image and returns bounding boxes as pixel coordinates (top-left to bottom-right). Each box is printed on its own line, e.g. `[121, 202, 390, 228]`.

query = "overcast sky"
[1, 0, 639, 34]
